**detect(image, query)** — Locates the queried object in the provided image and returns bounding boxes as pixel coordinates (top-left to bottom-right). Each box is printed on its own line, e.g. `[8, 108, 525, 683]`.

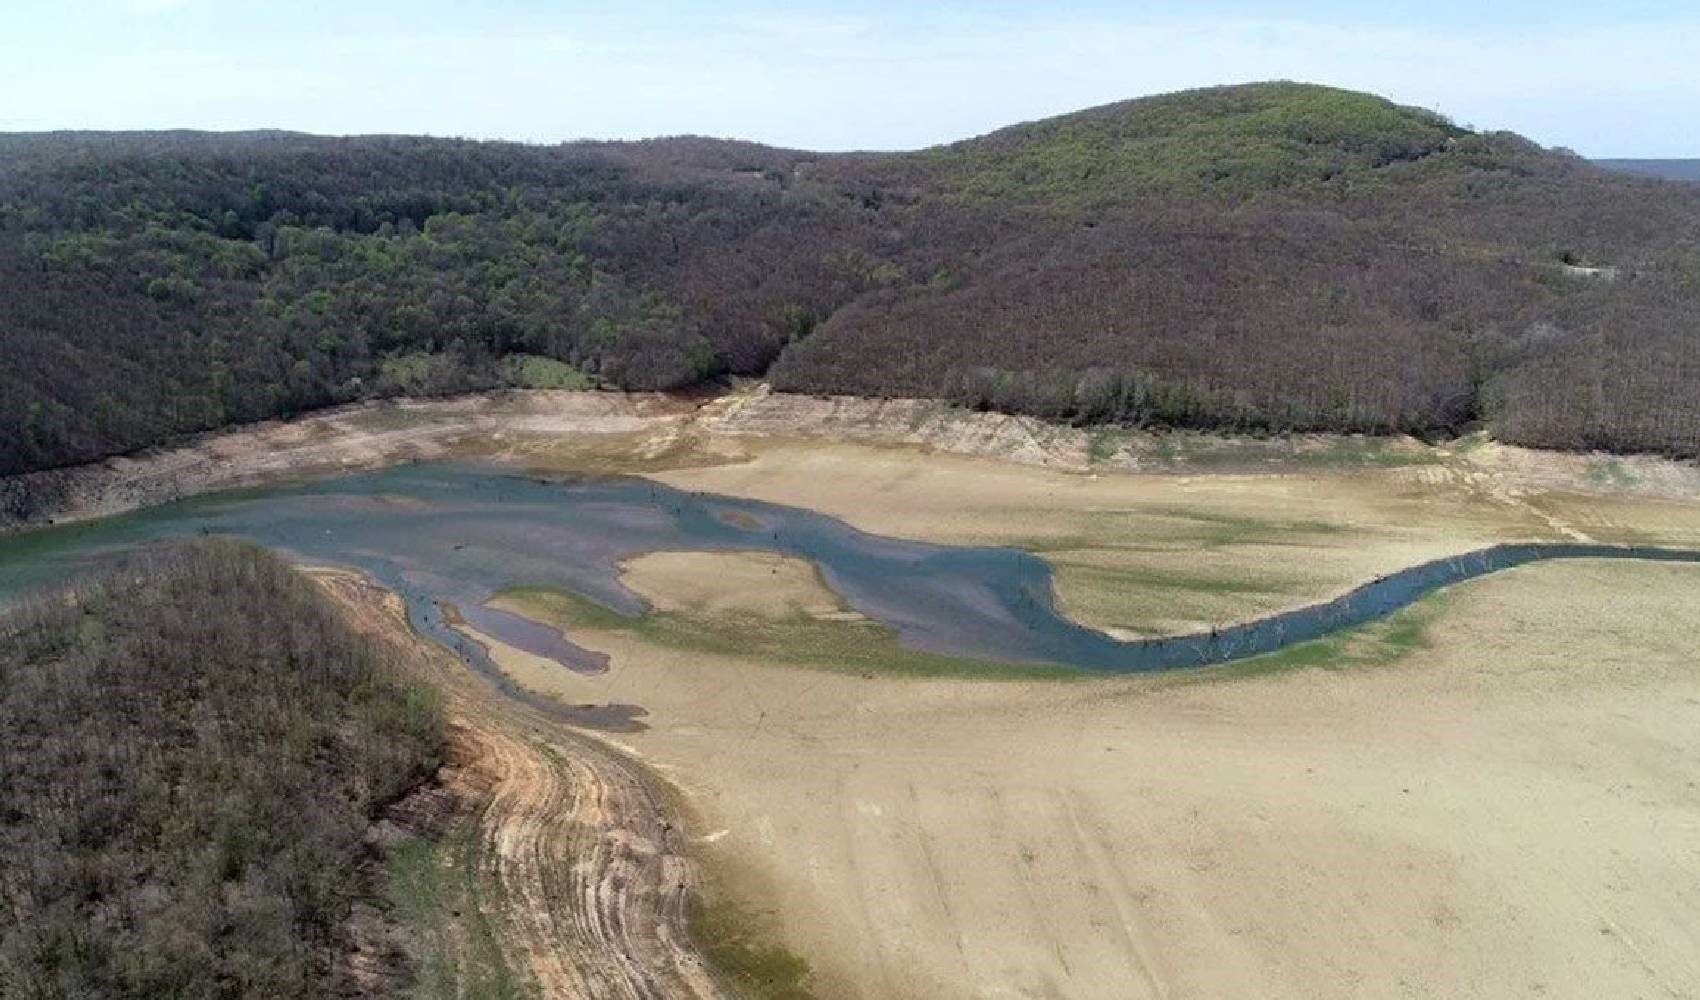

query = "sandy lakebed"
[5, 386, 1700, 998]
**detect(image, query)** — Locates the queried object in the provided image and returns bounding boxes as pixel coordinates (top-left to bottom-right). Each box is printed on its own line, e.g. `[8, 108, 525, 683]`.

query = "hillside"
[3, 81, 1699, 474]
[0, 541, 443, 998]
[917, 82, 1468, 203]
[1596, 159, 1700, 182]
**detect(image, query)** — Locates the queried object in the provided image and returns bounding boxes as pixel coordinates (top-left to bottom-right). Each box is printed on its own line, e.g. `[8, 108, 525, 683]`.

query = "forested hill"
[1595, 159, 1700, 182]
[4, 81, 1699, 476]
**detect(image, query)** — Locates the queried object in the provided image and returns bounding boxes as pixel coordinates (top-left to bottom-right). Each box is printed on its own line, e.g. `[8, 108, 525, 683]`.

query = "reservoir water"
[2, 461, 1697, 676]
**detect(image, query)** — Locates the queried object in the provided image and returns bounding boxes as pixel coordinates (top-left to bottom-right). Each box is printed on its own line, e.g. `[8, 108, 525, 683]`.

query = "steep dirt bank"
[705, 385, 1700, 498]
[311, 568, 724, 1000]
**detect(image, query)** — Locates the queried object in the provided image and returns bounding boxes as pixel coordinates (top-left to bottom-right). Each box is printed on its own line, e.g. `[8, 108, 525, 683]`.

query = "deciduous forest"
[3, 82, 1698, 474]
[0, 541, 443, 999]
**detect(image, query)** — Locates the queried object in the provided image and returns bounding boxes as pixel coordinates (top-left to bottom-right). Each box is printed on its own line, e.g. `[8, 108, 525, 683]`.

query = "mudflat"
[487, 422, 1700, 999]
[7, 387, 1700, 997]
[491, 554, 1700, 999]
[650, 434, 1700, 635]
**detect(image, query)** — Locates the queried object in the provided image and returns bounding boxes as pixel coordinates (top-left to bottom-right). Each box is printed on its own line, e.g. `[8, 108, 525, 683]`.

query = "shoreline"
[0, 389, 689, 534]
[7, 385, 1700, 538]
[7, 393, 1698, 996]
[307, 565, 731, 998]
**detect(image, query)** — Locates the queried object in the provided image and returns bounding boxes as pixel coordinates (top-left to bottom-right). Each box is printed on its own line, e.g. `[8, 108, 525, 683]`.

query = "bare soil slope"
[313, 569, 724, 1000]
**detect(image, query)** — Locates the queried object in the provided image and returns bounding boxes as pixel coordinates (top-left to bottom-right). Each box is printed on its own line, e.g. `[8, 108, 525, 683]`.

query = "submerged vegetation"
[3, 83, 1700, 475]
[494, 585, 1080, 681]
[0, 541, 444, 999]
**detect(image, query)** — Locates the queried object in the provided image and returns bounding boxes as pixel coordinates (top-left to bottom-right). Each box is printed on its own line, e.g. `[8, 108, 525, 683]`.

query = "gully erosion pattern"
[4, 462, 1700, 684]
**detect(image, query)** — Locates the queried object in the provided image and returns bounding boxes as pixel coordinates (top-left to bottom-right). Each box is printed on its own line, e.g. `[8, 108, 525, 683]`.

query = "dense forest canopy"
[3, 81, 1699, 474]
[1596, 160, 1700, 183]
[0, 541, 443, 998]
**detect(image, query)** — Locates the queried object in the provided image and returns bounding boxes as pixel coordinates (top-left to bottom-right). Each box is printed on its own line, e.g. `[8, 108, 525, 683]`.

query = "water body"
[2, 461, 1698, 679]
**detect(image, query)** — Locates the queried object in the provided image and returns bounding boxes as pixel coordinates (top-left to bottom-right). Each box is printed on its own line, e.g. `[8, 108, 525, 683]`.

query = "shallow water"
[2, 461, 1697, 677]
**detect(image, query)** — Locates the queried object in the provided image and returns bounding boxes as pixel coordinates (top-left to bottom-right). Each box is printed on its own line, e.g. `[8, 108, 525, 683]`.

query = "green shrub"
[499, 353, 595, 390]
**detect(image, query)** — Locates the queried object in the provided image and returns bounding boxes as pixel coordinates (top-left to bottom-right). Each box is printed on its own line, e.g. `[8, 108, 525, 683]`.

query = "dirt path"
[312, 569, 724, 1000]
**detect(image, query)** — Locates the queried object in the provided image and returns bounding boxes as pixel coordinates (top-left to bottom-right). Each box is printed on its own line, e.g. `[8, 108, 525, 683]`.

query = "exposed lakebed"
[3, 461, 1698, 682]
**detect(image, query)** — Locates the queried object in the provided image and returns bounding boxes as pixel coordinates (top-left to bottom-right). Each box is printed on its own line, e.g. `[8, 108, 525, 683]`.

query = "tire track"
[314, 568, 724, 1000]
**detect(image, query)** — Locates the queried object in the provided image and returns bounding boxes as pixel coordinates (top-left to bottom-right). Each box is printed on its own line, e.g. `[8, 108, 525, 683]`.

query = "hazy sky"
[3, 1, 1696, 155]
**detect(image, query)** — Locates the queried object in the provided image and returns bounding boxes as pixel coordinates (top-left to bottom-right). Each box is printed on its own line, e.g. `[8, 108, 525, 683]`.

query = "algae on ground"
[494, 585, 1082, 682]
[387, 824, 535, 1000]
[688, 894, 817, 1000]
[1214, 592, 1448, 681]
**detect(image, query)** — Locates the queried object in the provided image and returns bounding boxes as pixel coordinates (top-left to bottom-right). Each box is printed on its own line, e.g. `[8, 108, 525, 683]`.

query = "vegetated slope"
[0, 541, 443, 999]
[0, 131, 875, 474]
[1596, 159, 1700, 182]
[775, 85, 1700, 453]
[3, 82, 1699, 475]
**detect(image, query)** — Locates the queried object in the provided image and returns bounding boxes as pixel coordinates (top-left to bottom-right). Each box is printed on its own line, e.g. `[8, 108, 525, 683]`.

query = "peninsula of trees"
[0, 542, 443, 998]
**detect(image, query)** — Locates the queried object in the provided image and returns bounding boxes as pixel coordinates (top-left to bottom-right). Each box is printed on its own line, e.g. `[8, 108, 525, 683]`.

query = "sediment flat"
[492, 554, 1700, 999]
[8, 386, 1700, 998]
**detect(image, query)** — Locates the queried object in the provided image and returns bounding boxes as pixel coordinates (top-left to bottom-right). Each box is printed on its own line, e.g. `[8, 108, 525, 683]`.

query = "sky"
[2, 1, 1696, 156]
